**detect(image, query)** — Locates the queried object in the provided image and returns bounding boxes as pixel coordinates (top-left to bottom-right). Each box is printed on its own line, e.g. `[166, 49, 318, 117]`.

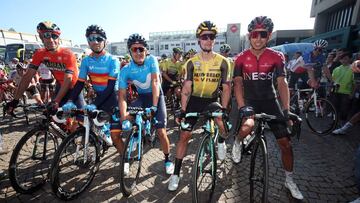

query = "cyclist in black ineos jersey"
[232, 16, 303, 200]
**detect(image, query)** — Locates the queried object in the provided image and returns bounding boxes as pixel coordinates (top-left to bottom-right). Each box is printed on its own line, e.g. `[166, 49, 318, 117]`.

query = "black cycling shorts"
[245, 99, 290, 139]
[182, 96, 217, 132]
[26, 85, 40, 97]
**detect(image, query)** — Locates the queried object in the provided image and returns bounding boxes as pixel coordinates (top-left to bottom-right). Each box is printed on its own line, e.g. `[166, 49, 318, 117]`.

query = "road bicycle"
[8, 104, 68, 194]
[290, 83, 337, 135]
[119, 106, 157, 197]
[50, 107, 113, 200]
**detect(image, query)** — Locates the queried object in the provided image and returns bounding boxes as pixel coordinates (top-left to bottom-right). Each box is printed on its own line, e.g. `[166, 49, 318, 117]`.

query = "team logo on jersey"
[194, 61, 201, 67]
[243, 72, 273, 80]
[133, 73, 151, 90]
[57, 56, 62, 61]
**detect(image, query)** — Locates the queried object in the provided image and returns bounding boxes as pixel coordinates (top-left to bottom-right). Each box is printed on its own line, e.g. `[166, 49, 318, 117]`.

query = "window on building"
[220, 41, 225, 45]
[160, 45, 164, 50]
[165, 44, 169, 50]
[191, 43, 195, 46]
[186, 43, 190, 46]
[176, 44, 180, 46]
[171, 44, 175, 46]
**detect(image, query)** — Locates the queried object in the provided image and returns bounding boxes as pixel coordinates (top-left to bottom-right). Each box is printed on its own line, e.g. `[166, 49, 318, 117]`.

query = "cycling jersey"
[38, 64, 53, 80]
[78, 53, 119, 92]
[184, 53, 231, 98]
[118, 55, 160, 94]
[302, 51, 325, 79]
[160, 59, 183, 80]
[30, 47, 78, 87]
[234, 48, 286, 100]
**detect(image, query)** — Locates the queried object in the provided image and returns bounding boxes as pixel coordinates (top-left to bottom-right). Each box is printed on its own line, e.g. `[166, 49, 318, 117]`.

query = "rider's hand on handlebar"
[84, 104, 97, 112]
[62, 101, 77, 113]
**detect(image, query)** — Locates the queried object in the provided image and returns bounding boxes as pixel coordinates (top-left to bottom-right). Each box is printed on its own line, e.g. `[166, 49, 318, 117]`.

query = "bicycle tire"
[249, 137, 268, 203]
[8, 127, 59, 194]
[192, 133, 217, 203]
[305, 97, 338, 135]
[50, 127, 100, 200]
[120, 130, 143, 197]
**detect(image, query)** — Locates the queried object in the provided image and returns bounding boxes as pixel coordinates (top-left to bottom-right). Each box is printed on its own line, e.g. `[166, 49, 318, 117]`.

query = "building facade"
[302, 0, 360, 51]
[109, 23, 242, 57]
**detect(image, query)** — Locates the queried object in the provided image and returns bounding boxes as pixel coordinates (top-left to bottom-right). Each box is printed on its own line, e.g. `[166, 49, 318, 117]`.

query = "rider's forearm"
[233, 77, 245, 109]
[118, 89, 127, 121]
[162, 72, 173, 83]
[54, 74, 72, 104]
[14, 69, 36, 100]
[221, 83, 231, 109]
[151, 74, 160, 106]
[277, 77, 290, 110]
[181, 81, 192, 111]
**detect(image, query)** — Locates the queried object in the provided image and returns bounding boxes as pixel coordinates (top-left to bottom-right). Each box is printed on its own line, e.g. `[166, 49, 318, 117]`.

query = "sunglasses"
[130, 47, 146, 53]
[43, 32, 59, 40]
[199, 34, 216, 41]
[250, 31, 269, 39]
[87, 35, 106, 43]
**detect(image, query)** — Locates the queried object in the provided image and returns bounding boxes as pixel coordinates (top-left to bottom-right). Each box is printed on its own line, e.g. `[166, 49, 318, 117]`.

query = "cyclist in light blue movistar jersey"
[117, 33, 174, 175]
[63, 25, 122, 152]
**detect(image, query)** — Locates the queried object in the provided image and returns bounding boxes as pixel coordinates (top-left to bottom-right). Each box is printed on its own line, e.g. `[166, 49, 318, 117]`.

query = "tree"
[8, 28, 16, 32]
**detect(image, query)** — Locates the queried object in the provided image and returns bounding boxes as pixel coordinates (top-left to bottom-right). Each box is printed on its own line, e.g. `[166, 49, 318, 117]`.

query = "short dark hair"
[295, 51, 302, 55]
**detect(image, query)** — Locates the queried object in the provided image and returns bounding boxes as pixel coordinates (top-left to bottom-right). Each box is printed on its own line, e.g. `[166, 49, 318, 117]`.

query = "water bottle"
[101, 123, 112, 145]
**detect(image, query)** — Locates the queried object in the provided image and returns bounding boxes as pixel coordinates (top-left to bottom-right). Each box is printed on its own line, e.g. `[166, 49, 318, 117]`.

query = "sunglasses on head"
[130, 47, 146, 53]
[87, 35, 106, 43]
[199, 34, 216, 41]
[250, 31, 269, 39]
[43, 32, 59, 40]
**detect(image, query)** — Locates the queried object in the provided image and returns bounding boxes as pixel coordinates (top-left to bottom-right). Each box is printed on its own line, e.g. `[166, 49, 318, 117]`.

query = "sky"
[0, 0, 315, 45]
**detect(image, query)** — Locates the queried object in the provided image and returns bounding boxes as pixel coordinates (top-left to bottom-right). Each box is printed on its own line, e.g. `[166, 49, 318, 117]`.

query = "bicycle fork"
[74, 116, 91, 164]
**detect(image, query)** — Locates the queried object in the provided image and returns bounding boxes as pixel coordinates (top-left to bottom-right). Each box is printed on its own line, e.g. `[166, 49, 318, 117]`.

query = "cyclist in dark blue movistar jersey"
[63, 25, 121, 151]
[117, 33, 174, 175]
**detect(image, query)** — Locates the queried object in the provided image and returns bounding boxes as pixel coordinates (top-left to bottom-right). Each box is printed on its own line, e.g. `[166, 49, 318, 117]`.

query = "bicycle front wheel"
[50, 128, 100, 200]
[120, 130, 143, 197]
[249, 137, 268, 203]
[305, 98, 337, 135]
[8, 127, 59, 194]
[192, 133, 217, 203]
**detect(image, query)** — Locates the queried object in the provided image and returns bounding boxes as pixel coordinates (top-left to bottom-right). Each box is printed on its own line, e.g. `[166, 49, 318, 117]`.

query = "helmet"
[37, 21, 61, 35]
[161, 54, 167, 59]
[127, 33, 147, 49]
[173, 47, 183, 54]
[85, 25, 107, 39]
[16, 62, 27, 70]
[196, 21, 218, 38]
[220, 44, 231, 53]
[313, 39, 328, 49]
[248, 16, 274, 33]
[188, 48, 197, 55]
[124, 54, 131, 61]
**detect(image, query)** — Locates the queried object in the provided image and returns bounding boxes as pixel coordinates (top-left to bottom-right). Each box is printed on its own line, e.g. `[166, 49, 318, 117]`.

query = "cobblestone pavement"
[0, 103, 359, 203]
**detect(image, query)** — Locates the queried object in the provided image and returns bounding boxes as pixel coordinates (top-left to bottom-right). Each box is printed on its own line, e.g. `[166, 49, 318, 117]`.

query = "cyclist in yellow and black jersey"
[160, 47, 183, 101]
[168, 20, 231, 191]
